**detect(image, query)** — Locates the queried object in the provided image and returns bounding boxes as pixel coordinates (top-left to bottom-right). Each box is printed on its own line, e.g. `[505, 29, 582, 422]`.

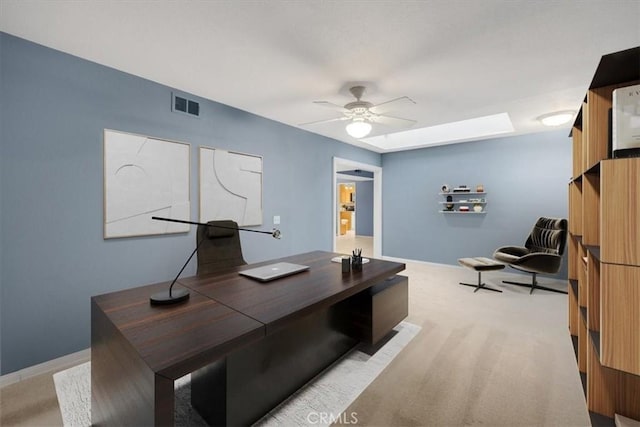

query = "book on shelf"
[612, 83, 640, 158]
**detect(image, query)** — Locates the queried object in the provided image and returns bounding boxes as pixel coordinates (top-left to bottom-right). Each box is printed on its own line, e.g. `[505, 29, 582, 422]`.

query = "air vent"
[174, 95, 187, 112]
[172, 92, 200, 118]
[188, 100, 199, 116]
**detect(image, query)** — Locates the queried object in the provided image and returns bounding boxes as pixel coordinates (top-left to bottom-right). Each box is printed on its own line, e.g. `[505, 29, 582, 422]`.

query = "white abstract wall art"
[103, 129, 190, 238]
[199, 147, 263, 226]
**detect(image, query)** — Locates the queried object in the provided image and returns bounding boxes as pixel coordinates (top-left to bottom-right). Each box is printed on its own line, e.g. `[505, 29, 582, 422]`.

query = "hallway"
[335, 230, 373, 258]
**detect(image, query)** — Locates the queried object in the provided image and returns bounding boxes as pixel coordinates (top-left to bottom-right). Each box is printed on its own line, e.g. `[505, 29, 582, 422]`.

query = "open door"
[332, 157, 382, 258]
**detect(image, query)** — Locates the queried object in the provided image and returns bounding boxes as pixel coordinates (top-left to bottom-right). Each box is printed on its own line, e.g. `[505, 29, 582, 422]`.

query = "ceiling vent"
[172, 92, 200, 118]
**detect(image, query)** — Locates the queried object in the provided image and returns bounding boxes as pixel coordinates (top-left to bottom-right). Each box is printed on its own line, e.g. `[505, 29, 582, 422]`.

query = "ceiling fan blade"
[369, 96, 416, 115]
[313, 101, 349, 113]
[370, 115, 417, 128]
[299, 116, 349, 126]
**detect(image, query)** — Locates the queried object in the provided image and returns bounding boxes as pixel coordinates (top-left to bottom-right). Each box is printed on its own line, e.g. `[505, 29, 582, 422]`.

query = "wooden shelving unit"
[567, 46, 640, 425]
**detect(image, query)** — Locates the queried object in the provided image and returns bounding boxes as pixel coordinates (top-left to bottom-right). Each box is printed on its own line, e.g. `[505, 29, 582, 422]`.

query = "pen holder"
[351, 255, 363, 272]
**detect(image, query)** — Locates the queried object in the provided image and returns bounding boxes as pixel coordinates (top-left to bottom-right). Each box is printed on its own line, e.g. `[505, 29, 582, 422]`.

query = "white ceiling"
[1, 1, 639, 153]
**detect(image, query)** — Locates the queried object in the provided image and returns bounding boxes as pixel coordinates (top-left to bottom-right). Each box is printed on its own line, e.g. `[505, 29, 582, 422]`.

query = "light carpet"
[53, 321, 420, 427]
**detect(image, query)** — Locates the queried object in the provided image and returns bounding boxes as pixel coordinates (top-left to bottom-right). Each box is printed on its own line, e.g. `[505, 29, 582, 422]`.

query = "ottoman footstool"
[458, 257, 505, 293]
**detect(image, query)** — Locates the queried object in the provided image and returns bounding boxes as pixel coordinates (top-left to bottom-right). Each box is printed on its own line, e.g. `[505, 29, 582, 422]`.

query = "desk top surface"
[92, 281, 264, 378]
[92, 250, 405, 377]
[178, 251, 405, 333]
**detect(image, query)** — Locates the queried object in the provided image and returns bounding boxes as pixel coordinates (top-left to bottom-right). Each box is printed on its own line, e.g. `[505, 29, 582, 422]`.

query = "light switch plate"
[273, 215, 280, 225]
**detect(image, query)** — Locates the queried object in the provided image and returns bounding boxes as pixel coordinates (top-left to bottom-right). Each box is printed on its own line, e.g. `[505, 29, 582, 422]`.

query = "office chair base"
[502, 273, 568, 295]
[460, 271, 502, 293]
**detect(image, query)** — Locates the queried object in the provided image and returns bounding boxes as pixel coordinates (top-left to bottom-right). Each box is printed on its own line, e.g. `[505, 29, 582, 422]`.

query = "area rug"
[54, 322, 420, 426]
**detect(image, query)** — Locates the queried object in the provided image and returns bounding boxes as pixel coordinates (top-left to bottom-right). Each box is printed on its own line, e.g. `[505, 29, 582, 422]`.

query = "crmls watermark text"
[306, 411, 359, 424]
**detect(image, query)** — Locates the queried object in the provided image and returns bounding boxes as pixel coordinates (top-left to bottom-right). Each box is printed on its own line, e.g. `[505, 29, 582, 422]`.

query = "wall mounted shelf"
[439, 190, 487, 214]
[439, 211, 487, 214]
[438, 192, 486, 196]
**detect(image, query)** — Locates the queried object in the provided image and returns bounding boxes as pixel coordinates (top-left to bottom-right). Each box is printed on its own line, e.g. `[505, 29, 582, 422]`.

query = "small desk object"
[91, 251, 408, 426]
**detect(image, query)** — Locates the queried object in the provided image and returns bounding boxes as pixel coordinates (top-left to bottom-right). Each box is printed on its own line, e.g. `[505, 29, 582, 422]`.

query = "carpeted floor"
[336, 261, 589, 426]
[52, 323, 420, 426]
[0, 259, 589, 427]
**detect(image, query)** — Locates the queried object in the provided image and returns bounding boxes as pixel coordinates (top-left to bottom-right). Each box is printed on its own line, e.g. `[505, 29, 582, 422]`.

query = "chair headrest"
[535, 217, 567, 231]
[526, 217, 567, 255]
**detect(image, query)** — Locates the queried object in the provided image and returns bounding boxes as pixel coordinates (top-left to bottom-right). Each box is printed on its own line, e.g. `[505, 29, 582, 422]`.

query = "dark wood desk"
[91, 251, 406, 426]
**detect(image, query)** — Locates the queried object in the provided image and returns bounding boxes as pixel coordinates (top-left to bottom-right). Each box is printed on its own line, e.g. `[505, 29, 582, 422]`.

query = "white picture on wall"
[104, 129, 190, 238]
[199, 147, 262, 226]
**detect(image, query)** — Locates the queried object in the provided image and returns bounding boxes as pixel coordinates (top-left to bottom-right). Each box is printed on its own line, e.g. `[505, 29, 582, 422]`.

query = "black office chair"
[197, 220, 247, 275]
[493, 217, 568, 294]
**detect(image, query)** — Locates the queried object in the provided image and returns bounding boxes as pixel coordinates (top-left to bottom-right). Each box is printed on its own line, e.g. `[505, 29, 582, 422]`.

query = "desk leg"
[190, 358, 227, 426]
[91, 300, 175, 426]
[192, 306, 357, 426]
[155, 375, 174, 426]
[341, 275, 409, 347]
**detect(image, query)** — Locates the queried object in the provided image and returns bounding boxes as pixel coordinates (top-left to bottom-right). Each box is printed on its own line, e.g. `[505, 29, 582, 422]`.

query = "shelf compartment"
[568, 280, 580, 336]
[572, 125, 583, 180]
[601, 158, 640, 266]
[601, 263, 640, 376]
[582, 171, 600, 247]
[590, 330, 601, 360]
[587, 333, 615, 417]
[586, 162, 601, 175]
[585, 245, 601, 261]
[581, 101, 589, 173]
[568, 236, 579, 280]
[569, 180, 583, 236]
[438, 201, 486, 205]
[579, 309, 588, 373]
[569, 279, 579, 297]
[571, 334, 579, 364]
[438, 192, 486, 196]
[584, 82, 640, 173]
[586, 333, 640, 421]
[578, 244, 588, 308]
[587, 251, 601, 331]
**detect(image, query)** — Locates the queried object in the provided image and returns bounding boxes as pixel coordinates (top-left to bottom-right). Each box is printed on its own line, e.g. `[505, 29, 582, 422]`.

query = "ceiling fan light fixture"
[538, 110, 575, 127]
[346, 120, 372, 138]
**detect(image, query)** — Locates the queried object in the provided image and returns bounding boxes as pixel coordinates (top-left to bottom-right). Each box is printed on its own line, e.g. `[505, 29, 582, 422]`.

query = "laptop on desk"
[239, 262, 309, 282]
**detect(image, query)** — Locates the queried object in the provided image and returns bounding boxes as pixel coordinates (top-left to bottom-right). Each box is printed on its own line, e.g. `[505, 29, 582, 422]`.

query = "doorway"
[332, 157, 382, 258]
[337, 182, 356, 236]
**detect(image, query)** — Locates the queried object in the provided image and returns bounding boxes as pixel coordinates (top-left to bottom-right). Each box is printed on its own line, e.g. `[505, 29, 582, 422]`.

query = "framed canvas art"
[199, 147, 262, 226]
[104, 129, 190, 238]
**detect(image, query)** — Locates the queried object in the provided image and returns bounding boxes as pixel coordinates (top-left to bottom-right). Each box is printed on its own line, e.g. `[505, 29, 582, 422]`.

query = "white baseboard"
[381, 255, 567, 283]
[380, 255, 462, 269]
[0, 348, 90, 388]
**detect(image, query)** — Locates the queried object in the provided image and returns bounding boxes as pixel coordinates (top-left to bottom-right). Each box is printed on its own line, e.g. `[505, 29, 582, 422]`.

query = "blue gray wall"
[0, 33, 381, 374]
[381, 131, 571, 275]
[0, 32, 572, 375]
[355, 181, 373, 236]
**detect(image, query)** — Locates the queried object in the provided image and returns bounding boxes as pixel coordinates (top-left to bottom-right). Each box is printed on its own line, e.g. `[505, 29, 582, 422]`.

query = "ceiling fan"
[300, 86, 416, 138]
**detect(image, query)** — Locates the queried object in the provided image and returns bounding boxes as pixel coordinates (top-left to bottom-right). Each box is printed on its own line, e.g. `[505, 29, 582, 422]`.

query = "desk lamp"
[149, 216, 281, 305]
